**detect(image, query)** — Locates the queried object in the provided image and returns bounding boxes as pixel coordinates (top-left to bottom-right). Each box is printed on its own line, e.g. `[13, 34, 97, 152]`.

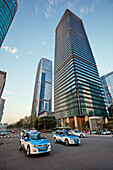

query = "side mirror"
[25, 137, 28, 140]
[45, 135, 46, 138]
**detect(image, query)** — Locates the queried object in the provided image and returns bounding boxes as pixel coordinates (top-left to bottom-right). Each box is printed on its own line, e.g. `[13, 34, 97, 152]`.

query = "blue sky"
[0, 0, 113, 124]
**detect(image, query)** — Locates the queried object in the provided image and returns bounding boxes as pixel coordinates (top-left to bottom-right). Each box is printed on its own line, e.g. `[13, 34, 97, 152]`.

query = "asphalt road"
[0, 133, 113, 170]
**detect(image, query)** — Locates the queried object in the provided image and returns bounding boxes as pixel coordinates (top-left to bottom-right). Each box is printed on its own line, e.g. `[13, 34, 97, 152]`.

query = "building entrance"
[77, 116, 85, 131]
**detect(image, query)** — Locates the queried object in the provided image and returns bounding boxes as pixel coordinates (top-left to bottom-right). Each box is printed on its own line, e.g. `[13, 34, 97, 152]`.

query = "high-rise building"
[0, 0, 18, 47]
[0, 70, 6, 123]
[0, 99, 5, 122]
[31, 58, 52, 117]
[100, 71, 113, 106]
[0, 71, 6, 98]
[54, 9, 108, 130]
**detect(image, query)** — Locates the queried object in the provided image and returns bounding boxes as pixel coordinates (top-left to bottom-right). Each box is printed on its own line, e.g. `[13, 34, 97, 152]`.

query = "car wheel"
[65, 139, 69, 146]
[53, 137, 57, 143]
[27, 146, 30, 157]
[80, 134, 84, 138]
[19, 142, 22, 151]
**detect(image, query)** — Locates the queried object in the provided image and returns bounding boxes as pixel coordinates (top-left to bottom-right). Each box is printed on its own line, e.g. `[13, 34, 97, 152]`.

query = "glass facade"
[31, 58, 52, 117]
[0, 0, 18, 47]
[100, 71, 113, 105]
[54, 9, 108, 119]
[0, 70, 6, 98]
[0, 98, 5, 123]
[0, 70, 6, 123]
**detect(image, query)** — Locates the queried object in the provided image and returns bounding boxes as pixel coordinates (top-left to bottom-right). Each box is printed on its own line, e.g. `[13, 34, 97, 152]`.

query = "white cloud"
[48, 0, 54, 6]
[16, 56, 19, 59]
[2, 46, 18, 54]
[35, 5, 38, 15]
[6, 91, 14, 95]
[41, 41, 46, 46]
[80, 2, 97, 16]
[44, 0, 55, 18]
[67, 1, 76, 11]
[90, 3, 96, 13]
[80, 7, 88, 15]
[45, 12, 50, 18]
[2, 46, 20, 59]
[28, 51, 32, 55]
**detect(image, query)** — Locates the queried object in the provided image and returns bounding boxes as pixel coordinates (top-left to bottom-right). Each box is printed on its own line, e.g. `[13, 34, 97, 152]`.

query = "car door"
[24, 133, 30, 150]
[74, 130, 79, 136]
[21, 132, 26, 149]
[55, 131, 61, 141]
[59, 132, 65, 142]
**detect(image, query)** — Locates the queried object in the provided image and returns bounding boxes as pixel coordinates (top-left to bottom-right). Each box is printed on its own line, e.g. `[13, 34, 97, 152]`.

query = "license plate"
[75, 141, 78, 143]
[41, 148, 46, 151]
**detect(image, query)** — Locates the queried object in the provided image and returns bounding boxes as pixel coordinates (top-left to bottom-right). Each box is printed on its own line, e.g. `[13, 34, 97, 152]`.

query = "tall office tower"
[0, 71, 6, 123]
[31, 58, 52, 117]
[0, 71, 6, 97]
[54, 9, 108, 130]
[0, 99, 5, 123]
[0, 0, 18, 47]
[100, 71, 113, 106]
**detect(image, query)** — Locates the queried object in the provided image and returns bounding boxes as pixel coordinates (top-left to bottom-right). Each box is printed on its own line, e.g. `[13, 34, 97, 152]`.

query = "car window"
[22, 132, 27, 138]
[56, 131, 60, 135]
[60, 132, 64, 136]
[64, 131, 73, 136]
[30, 133, 46, 140]
[26, 133, 29, 140]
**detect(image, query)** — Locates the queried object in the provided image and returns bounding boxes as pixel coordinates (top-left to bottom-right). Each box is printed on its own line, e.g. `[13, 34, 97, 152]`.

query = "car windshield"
[64, 131, 74, 136]
[30, 133, 45, 140]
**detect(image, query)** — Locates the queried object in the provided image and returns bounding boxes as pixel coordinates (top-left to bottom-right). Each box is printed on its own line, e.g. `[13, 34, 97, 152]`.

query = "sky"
[0, 0, 113, 124]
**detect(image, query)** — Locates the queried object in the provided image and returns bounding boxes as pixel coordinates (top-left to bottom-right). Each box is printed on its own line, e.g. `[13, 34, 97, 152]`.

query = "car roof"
[23, 130, 41, 134]
[56, 130, 68, 133]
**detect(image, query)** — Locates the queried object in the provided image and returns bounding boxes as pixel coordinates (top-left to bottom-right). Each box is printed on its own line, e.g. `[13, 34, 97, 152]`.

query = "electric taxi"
[53, 130, 80, 146]
[19, 130, 51, 156]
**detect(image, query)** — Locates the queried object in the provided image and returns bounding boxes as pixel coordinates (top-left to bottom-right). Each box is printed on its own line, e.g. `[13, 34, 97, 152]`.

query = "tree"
[36, 116, 57, 130]
[84, 120, 90, 130]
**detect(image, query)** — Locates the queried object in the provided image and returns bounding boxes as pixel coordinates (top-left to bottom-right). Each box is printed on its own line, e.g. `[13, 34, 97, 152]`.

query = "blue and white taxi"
[53, 130, 80, 146]
[19, 130, 51, 156]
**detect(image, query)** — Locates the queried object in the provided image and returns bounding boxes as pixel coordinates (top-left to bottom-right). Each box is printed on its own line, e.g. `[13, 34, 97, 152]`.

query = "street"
[0, 133, 113, 170]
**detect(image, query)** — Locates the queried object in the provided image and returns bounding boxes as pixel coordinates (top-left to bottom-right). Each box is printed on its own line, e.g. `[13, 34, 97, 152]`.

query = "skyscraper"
[0, 71, 6, 98]
[0, 70, 6, 123]
[54, 9, 108, 130]
[0, 99, 5, 122]
[100, 71, 113, 106]
[0, 0, 18, 47]
[31, 58, 52, 117]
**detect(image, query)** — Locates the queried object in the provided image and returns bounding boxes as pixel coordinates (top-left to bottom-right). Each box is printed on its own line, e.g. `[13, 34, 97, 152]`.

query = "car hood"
[30, 139, 50, 145]
[66, 135, 79, 139]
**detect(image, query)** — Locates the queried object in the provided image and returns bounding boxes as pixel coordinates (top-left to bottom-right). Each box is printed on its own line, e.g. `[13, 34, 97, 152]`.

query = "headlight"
[33, 143, 50, 147]
[70, 138, 78, 141]
[47, 143, 50, 146]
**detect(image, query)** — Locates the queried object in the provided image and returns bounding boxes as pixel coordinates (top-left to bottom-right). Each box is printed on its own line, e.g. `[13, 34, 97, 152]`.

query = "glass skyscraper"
[31, 58, 52, 117]
[54, 9, 107, 129]
[0, 0, 18, 47]
[100, 71, 113, 106]
[0, 70, 6, 123]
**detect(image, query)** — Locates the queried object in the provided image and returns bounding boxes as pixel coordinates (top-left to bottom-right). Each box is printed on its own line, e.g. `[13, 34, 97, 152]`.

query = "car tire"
[76, 143, 79, 146]
[80, 134, 84, 138]
[65, 139, 69, 146]
[19, 142, 22, 151]
[53, 137, 57, 143]
[27, 146, 31, 157]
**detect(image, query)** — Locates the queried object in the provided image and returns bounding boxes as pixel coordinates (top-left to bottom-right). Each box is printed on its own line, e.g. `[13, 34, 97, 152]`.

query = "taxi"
[19, 130, 51, 156]
[53, 130, 80, 146]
